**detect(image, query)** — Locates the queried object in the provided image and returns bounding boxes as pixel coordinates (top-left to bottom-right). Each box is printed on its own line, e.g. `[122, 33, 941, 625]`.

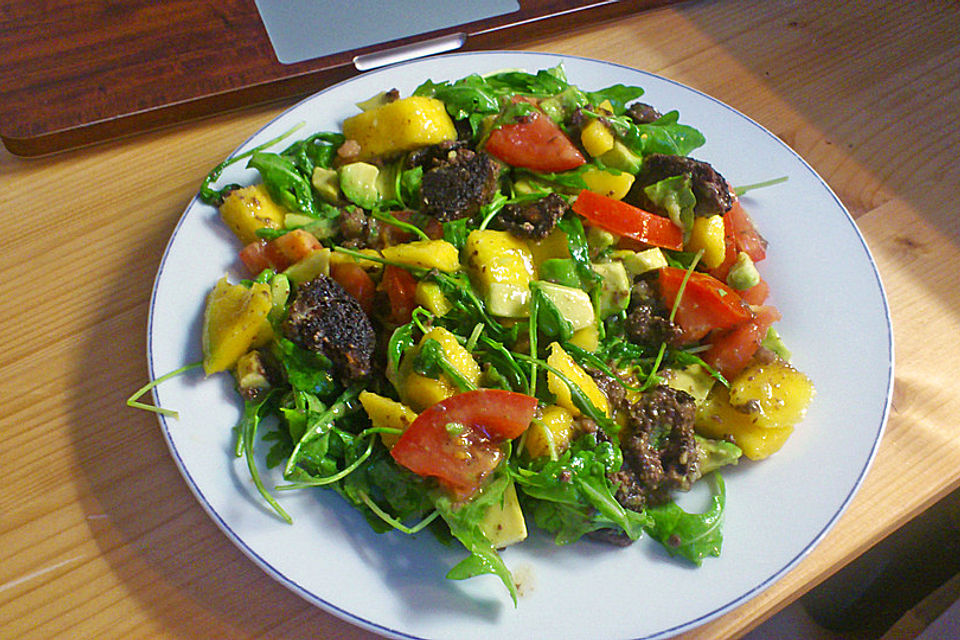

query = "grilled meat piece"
[282, 275, 376, 383]
[494, 193, 568, 240]
[630, 153, 733, 217]
[418, 143, 500, 222]
[611, 385, 700, 511]
[626, 101, 663, 125]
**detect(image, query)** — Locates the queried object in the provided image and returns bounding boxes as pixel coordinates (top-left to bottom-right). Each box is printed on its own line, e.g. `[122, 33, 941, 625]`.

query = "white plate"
[148, 52, 893, 640]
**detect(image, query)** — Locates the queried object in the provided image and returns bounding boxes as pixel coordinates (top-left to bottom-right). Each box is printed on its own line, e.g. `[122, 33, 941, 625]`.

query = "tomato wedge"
[702, 305, 781, 379]
[381, 264, 418, 325]
[658, 267, 752, 341]
[390, 390, 538, 495]
[484, 110, 585, 173]
[572, 189, 684, 251]
[239, 229, 323, 275]
[726, 200, 767, 262]
[330, 261, 375, 314]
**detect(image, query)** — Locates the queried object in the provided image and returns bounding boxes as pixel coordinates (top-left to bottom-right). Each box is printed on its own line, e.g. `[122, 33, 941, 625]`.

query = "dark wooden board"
[0, 0, 672, 157]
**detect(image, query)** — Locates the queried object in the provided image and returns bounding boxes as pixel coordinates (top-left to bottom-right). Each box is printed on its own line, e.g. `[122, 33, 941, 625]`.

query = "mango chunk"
[581, 118, 615, 157]
[465, 229, 536, 317]
[546, 342, 609, 417]
[695, 382, 796, 460]
[202, 277, 273, 375]
[525, 405, 576, 459]
[219, 184, 285, 245]
[342, 96, 457, 160]
[728, 359, 815, 429]
[399, 327, 481, 411]
[358, 391, 418, 449]
[381, 239, 460, 273]
[414, 280, 452, 317]
[582, 167, 635, 200]
[686, 215, 726, 269]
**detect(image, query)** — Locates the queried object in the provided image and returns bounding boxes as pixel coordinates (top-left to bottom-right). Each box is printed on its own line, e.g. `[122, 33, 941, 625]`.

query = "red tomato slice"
[739, 277, 770, 306]
[330, 262, 375, 314]
[238, 229, 323, 275]
[658, 267, 752, 341]
[573, 189, 684, 251]
[702, 305, 781, 379]
[726, 200, 767, 262]
[239, 240, 272, 275]
[484, 110, 585, 173]
[390, 390, 538, 494]
[381, 265, 418, 325]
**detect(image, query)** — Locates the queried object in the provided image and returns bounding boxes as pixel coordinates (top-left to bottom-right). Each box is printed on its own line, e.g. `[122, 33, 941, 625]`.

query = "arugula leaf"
[234, 390, 291, 523]
[606, 109, 706, 158]
[556, 216, 602, 290]
[585, 84, 645, 115]
[414, 338, 478, 392]
[272, 338, 337, 396]
[281, 131, 344, 176]
[247, 151, 317, 216]
[530, 282, 574, 342]
[517, 434, 650, 544]
[644, 473, 726, 566]
[433, 470, 519, 605]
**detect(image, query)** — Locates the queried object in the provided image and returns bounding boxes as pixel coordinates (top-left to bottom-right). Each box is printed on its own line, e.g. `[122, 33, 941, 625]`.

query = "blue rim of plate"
[147, 50, 894, 640]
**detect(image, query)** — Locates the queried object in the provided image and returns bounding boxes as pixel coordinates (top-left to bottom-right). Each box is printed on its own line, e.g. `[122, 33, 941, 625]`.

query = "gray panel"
[254, 0, 521, 65]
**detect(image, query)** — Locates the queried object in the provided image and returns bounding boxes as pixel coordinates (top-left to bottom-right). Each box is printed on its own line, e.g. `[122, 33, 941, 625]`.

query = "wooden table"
[2, 1, 958, 637]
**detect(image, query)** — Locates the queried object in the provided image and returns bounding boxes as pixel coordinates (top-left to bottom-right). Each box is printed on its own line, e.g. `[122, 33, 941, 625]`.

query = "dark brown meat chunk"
[494, 193, 568, 240]
[418, 143, 500, 222]
[630, 153, 733, 217]
[282, 275, 376, 383]
[626, 102, 663, 124]
[337, 205, 379, 249]
[624, 303, 682, 349]
[610, 386, 700, 510]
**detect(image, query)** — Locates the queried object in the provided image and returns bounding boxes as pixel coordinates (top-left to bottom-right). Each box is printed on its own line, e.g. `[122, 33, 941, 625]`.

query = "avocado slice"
[591, 261, 631, 319]
[311, 166, 341, 205]
[600, 140, 643, 174]
[338, 162, 380, 209]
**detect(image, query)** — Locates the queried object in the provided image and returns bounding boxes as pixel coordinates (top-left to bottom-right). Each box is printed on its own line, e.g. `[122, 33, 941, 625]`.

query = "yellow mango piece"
[729, 359, 815, 429]
[581, 118, 615, 157]
[465, 229, 536, 317]
[569, 324, 599, 352]
[219, 184, 285, 245]
[202, 277, 273, 375]
[546, 342, 609, 417]
[528, 228, 571, 268]
[414, 280, 452, 317]
[686, 215, 726, 269]
[358, 391, 418, 449]
[582, 167, 635, 201]
[525, 405, 576, 459]
[381, 239, 460, 273]
[400, 327, 481, 411]
[342, 96, 457, 160]
[695, 384, 794, 460]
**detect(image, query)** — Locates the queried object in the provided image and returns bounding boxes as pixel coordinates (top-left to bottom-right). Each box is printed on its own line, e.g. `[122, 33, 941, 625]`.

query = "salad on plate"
[192, 64, 815, 603]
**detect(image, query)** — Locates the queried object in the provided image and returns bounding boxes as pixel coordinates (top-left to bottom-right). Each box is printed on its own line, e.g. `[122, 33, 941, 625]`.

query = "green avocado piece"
[591, 260, 631, 319]
[311, 166, 341, 205]
[600, 140, 643, 174]
[338, 162, 380, 209]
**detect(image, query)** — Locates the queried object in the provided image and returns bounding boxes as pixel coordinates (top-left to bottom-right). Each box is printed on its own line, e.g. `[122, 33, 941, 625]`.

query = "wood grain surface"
[0, 0, 664, 156]
[2, 1, 959, 638]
